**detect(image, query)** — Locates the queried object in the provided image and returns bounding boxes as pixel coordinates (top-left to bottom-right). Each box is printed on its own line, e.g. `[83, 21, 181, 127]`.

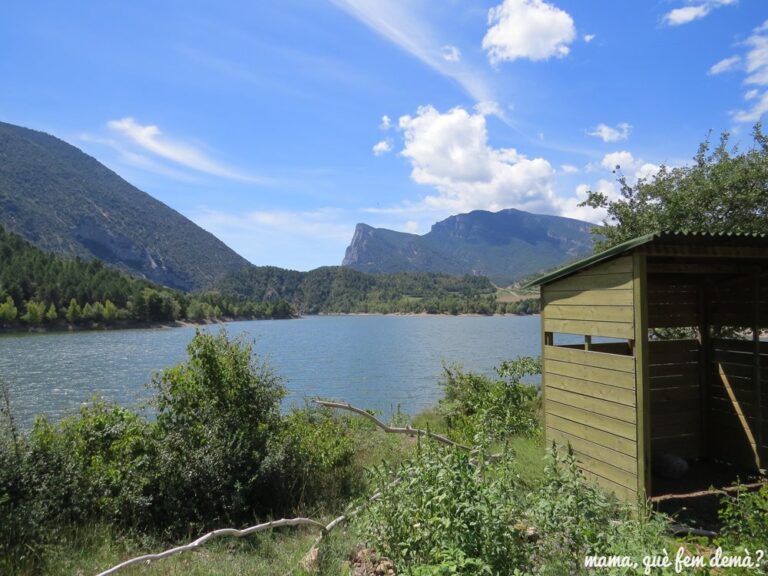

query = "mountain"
[217, 265, 498, 314]
[342, 208, 595, 285]
[0, 121, 249, 291]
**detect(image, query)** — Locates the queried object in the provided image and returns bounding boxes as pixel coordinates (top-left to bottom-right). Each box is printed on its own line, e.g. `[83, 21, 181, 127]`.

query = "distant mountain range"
[342, 209, 595, 285]
[0, 121, 248, 291]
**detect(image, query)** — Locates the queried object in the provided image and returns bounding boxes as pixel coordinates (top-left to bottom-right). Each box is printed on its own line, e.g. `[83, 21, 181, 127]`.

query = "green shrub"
[151, 329, 285, 529]
[360, 440, 671, 576]
[438, 357, 541, 444]
[718, 483, 768, 551]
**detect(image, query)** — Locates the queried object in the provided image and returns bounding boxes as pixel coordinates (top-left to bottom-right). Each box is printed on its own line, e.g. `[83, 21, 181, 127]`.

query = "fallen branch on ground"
[313, 398, 469, 450]
[95, 518, 327, 576]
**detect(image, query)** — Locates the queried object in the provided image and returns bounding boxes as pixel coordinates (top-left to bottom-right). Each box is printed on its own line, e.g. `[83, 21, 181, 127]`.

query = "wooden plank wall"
[542, 256, 635, 339]
[709, 338, 768, 467]
[542, 256, 639, 500]
[708, 274, 766, 468]
[648, 340, 701, 459]
[647, 281, 699, 329]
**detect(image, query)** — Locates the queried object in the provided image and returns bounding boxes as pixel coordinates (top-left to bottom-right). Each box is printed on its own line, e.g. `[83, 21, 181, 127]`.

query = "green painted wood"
[545, 358, 636, 389]
[543, 289, 634, 307]
[546, 413, 636, 456]
[550, 429, 639, 490]
[546, 387, 637, 423]
[545, 304, 634, 323]
[546, 400, 637, 440]
[545, 273, 633, 292]
[549, 428, 638, 474]
[544, 344, 635, 373]
[544, 318, 635, 339]
[633, 251, 650, 499]
[546, 373, 636, 407]
[581, 469, 638, 501]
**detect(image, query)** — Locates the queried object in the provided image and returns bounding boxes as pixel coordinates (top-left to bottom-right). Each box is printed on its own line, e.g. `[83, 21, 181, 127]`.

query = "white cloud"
[601, 150, 638, 172]
[380, 115, 392, 130]
[560, 164, 579, 174]
[709, 56, 741, 75]
[600, 151, 660, 181]
[583, 34, 596, 43]
[726, 20, 768, 123]
[636, 162, 661, 182]
[474, 100, 504, 117]
[587, 122, 631, 143]
[557, 180, 617, 223]
[482, 0, 576, 64]
[662, 0, 735, 26]
[106, 117, 265, 183]
[441, 45, 461, 62]
[733, 91, 768, 123]
[372, 139, 393, 156]
[395, 105, 558, 214]
[403, 220, 420, 233]
[331, 0, 496, 103]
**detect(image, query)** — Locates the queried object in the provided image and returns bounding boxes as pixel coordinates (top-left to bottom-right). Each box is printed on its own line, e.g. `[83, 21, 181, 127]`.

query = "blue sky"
[2, 0, 766, 270]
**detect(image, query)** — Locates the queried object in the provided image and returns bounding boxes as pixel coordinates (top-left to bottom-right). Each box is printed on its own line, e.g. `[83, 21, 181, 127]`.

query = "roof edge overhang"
[522, 230, 768, 288]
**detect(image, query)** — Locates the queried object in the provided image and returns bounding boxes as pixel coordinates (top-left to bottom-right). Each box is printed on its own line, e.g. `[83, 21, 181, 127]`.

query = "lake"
[0, 315, 543, 427]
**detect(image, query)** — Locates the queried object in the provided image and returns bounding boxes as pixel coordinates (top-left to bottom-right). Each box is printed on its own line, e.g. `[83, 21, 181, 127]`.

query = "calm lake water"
[0, 315, 542, 427]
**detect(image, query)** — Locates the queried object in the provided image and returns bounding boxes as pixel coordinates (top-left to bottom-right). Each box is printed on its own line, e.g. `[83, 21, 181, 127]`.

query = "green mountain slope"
[342, 208, 595, 285]
[0, 121, 249, 290]
[217, 265, 499, 314]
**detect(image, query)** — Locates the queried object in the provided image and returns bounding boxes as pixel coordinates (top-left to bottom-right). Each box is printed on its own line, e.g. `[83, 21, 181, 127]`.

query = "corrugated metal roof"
[523, 230, 768, 288]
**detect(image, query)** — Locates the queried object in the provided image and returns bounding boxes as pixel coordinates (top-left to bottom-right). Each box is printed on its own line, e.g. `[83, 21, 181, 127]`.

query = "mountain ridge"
[342, 208, 595, 285]
[0, 120, 249, 291]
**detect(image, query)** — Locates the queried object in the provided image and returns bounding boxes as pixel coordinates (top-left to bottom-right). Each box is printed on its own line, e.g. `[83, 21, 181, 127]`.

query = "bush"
[718, 483, 768, 551]
[438, 357, 541, 444]
[359, 440, 671, 576]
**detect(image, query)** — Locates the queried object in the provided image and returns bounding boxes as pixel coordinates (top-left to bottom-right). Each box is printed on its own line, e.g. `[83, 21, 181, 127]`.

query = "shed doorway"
[647, 259, 767, 497]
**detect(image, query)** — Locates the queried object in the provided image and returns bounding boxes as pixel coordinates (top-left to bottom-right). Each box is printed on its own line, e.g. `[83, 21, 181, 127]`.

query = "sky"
[1, 0, 767, 270]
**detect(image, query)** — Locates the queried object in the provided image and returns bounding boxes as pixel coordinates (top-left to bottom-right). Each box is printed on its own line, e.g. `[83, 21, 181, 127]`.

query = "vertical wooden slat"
[754, 273, 763, 470]
[633, 252, 650, 499]
[698, 281, 709, 459]
[543, 330, 552, 448]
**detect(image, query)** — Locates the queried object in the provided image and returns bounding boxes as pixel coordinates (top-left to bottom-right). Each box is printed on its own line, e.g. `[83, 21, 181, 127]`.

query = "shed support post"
[633, 252, 650, 499]
[698, 281, 710, 460]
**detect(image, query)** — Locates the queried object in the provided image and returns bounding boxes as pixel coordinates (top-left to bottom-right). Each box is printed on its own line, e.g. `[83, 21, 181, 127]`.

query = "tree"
[0, 296, 17, 324]
[581, 124, 768, 250]
[21, 301, 46, 325]
[65, 298, 81, 324]
[44, 303, 57, 323]
[102, 300, 118, 324]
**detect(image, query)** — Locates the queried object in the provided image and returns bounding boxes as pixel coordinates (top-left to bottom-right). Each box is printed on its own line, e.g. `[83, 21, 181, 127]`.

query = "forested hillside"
[218, 265, 539, 315]
[0, 121, 248, 290]
[0, 226, 292, 327]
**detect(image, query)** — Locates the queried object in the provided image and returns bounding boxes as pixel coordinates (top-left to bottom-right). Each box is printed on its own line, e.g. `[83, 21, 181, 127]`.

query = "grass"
[38, 524, 324, 576]
[18, 408, 550, 576]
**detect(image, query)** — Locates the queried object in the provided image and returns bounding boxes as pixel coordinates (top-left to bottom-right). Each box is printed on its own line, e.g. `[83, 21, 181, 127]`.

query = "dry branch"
[313, 399, 470, 451]
[95, 517, 326, 576]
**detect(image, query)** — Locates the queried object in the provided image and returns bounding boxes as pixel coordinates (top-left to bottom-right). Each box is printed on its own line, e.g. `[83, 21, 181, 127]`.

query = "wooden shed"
[527, 231, 768, 500]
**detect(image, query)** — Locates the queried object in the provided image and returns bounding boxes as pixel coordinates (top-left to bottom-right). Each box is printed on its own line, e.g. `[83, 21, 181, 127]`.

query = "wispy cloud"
[708, 55, 741, 75]
[710, 20, 768, 123]
[587, 122, 631, 143]
[662, 0, 736, 27]
[106, 117, 267, 183]
[192, 207, 354, 269]
[330, 0, 496, 104]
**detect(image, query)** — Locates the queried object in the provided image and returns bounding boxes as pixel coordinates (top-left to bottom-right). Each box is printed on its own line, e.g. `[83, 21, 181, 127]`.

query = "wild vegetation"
[2, 332, 766, 575]
[0, 225, 293, 328]
[581, 123, 768, 249]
